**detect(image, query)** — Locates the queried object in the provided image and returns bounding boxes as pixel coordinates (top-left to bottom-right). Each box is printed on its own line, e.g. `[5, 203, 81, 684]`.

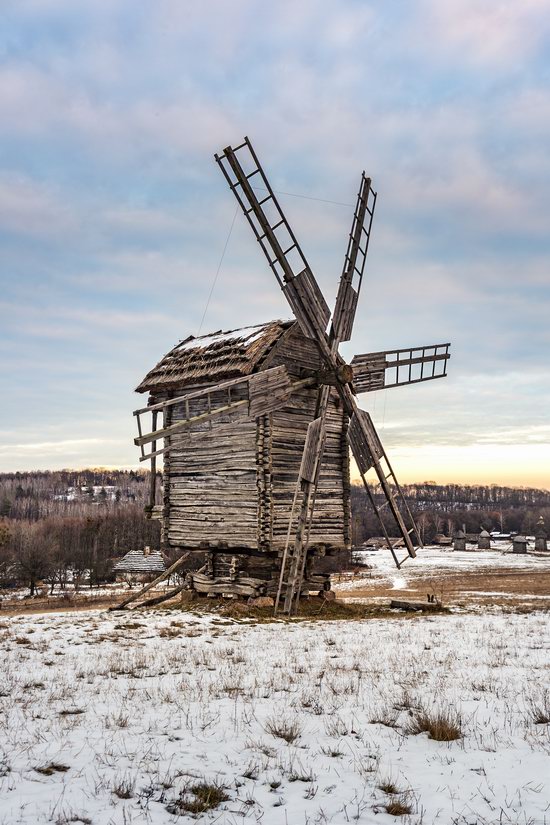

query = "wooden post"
[149, 410, 158, 508]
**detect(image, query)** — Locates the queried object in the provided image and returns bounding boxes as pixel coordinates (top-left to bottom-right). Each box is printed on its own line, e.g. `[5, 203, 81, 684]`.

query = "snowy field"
[1, 608, 549, 824]
[335, 545, 550, 609]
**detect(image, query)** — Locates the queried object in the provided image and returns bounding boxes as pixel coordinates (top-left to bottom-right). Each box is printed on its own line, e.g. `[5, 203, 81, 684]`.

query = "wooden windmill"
[129, 137, 450, 615]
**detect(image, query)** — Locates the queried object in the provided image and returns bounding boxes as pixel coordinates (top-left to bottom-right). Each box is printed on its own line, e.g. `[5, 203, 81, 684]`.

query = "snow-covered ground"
[1, 608, 549, 824]
[335, 544, 550, 595]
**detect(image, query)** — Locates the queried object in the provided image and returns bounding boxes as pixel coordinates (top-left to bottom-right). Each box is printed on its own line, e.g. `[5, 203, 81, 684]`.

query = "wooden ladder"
[274, 409, 329, 616]
[274, 530, 310, 616]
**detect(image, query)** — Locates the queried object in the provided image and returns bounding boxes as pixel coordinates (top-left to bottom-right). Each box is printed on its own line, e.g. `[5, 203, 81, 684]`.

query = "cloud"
[419, 0, 550, 67]
[0, 0, 548, 483]
[0, 173, 78, 238]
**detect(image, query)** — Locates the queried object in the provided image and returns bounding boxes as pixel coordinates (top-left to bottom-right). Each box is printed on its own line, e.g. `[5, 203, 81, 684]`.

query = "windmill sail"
[348, 407, 420, 565]
[352, 343, 450, 393]
[215, 139, 331, 344]
[331, 173, 376, 344]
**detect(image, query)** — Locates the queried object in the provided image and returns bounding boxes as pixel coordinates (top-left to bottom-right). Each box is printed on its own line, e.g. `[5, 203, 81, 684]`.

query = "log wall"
[154, 384, 260, 550]
[263, 325, 350, 551]
[151, 324, 350, 558]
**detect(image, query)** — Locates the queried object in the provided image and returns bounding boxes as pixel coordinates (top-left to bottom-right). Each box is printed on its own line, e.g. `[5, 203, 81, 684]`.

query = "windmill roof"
[136, 319, 293, 393]
[113, 549, 166, 574]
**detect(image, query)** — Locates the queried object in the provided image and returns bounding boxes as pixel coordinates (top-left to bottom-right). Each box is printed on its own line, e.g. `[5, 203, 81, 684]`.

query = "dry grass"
[377, 777, 403, 795]
[384, 796, 413, 816]
[265, 716, 303, 744]
[166, 781, 229, 815]
[112, 775, 135, 799]
[344, 567, 550, 611]
[405, 707, 462, 741]
[34, 763, 70, 776]
[526, 691, 550, 725]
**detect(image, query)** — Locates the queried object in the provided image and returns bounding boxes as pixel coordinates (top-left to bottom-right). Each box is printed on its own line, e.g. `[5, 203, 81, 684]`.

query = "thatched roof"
[136, 319, 293, 393]
[113, 548, 166, 575]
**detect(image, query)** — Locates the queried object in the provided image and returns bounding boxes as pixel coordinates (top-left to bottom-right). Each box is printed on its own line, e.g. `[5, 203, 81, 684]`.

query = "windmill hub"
[317, 364, 354, 386]
[338, 364, 354, 384]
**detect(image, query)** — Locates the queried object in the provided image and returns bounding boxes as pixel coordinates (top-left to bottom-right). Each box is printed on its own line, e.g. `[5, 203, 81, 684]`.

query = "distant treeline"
[0, 471, 549, 593]
[398, 482, 550, 509]
[351, 481, 550, 545]
[0, 470, 161, 595]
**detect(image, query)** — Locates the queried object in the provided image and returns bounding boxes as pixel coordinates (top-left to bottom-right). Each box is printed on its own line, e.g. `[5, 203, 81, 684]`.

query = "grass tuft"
[34, 763, 70, 776]
[378, 778, 402, 795]
[265, 716, 303, 744]
[405, 708, 462, 741]
[112, 776, 135, 799]
[384, 796, 413, 816]
[526, 691, 550, 724]
[166, 781, 229, 815]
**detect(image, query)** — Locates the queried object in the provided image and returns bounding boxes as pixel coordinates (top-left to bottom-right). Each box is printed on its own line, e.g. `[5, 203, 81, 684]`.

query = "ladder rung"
[246, 169, 260, 179]
[271, 219, 284, 230]
[283, 244, 296, 256]
[232, 140, 247, 152]
[258, 195, 271, 205]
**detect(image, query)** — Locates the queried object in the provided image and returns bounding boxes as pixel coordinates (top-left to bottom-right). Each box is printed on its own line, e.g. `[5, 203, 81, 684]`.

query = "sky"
[0, 0, 549, 488]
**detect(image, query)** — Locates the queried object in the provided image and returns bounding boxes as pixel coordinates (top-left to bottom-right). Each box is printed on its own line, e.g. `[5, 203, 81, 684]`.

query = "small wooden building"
[512, 535, 528, 554]
[478, 529, 491, 550]
[453, 529, 466, 551]
[113, 546, 166, 583]
[136, 321, 350, 597]
[535, 517, 548, 552]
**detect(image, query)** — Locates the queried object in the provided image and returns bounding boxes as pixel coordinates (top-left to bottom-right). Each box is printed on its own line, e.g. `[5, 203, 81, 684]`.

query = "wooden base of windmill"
[186, 570, 333, 601]
[182, 545, 340, 602]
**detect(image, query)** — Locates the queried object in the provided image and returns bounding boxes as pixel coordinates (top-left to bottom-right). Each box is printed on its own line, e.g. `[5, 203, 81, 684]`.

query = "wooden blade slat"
[299, 416, 326, 483]
[348, 408, 383, 474]
[282, 268, 331, 340]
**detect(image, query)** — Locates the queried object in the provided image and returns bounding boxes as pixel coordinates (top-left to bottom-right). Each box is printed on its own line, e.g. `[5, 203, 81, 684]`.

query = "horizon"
[1, 2, 549, 488]
[1, 465, 549, 494]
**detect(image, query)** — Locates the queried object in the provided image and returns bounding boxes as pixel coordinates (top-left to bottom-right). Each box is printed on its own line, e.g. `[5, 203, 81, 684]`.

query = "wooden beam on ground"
[389, 599, 442, 612]
[137, 584, 185, 608]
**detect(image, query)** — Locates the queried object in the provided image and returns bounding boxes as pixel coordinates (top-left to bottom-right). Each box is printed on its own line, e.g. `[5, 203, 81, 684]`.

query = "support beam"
[109, 552, 190, 611]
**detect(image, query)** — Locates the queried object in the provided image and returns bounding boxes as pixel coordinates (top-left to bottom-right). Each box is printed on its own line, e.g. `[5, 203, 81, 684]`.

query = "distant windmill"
[129, 137, 450, 615]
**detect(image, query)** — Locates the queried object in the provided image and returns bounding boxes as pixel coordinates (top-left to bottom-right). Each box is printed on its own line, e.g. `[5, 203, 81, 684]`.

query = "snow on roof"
[113, 548, 166, 575]
[136, 319, 294, 393]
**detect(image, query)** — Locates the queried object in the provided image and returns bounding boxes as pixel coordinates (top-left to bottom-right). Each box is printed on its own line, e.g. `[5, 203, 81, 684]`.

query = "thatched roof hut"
[478, 529, 491, 550]
[453, 529, 466, 551]
[113, 547, 166, 579]
[512, 535, 528, 554]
